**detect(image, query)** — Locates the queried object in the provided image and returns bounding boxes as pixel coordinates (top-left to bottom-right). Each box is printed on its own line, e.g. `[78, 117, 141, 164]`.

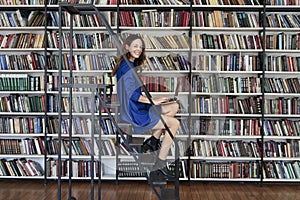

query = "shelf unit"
[0, 0, 300, 184]
[0, 5, 48, 180]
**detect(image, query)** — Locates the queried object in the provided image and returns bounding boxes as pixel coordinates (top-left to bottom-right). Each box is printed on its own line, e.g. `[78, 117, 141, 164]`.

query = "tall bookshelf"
[189, 3, 264, 182]
[262, 2, 300, 182]
[0, 4, 47, 179]
[0, 0, 300, 184]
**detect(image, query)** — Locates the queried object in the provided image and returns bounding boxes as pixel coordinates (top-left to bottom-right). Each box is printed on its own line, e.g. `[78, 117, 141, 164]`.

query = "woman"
[112, 34, 180, 179]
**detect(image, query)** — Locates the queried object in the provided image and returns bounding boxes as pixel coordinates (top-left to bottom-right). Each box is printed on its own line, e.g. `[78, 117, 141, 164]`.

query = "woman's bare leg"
[161, 101, 179, 117]
[152, 129, 163, 139]
[152, 115, 180, 160]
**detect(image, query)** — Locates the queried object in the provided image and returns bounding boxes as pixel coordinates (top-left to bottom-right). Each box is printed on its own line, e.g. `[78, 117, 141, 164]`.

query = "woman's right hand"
[152, 96, 170, 105]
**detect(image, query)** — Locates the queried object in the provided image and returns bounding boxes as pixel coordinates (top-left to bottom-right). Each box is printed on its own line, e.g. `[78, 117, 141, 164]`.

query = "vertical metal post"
[90, 88, 96, 200]
[260, 0, 267, 187]
[68, 11, 74, 200]
[43, 0, 49, 185]
[57, 4, 63, 200]
[175, 138, 180, 200]
[97, 87, 103, 200]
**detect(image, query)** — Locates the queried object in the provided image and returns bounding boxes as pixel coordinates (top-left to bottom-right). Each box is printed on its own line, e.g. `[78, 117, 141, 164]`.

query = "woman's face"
[126, 38, 143, 62]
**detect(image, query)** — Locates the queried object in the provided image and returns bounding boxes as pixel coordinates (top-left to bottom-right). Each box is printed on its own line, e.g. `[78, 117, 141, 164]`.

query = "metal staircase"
[57, 3, 180, 200]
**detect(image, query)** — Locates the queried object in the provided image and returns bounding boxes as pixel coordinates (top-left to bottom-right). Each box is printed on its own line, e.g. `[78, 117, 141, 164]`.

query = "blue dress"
[116, 60, 162, 134]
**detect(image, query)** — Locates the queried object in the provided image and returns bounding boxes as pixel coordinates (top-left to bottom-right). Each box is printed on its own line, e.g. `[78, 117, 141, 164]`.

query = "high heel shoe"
[151, 158, 175, 181]
[141, 136, 161, 153]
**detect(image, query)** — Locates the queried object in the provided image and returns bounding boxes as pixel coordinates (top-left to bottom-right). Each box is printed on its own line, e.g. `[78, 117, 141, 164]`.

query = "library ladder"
[57, 3, 180, 200]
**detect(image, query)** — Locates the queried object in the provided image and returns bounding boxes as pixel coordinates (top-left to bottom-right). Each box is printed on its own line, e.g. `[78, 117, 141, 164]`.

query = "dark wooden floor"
[0, 180, 300, 200]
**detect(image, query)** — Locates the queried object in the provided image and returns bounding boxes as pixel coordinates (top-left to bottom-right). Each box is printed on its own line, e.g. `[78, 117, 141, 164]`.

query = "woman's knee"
[168, 117, 180, 132]
[168, 102, 179, 116]
[173, 102, 179, 113]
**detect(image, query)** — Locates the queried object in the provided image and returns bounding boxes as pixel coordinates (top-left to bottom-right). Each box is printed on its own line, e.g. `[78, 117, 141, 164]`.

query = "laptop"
[161, 80, 179, 104]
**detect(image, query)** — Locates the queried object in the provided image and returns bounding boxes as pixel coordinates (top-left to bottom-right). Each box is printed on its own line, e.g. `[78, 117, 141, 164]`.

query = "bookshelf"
[0, 0, 300, 184]
[262, 2, 300, 182]
[0, 5, 47, 179]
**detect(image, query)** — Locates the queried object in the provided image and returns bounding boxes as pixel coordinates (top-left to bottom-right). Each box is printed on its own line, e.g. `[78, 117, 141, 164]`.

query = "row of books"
[170, 139, 189, 157]
[2, 53, 299, 73]
[266, 13, 300, 28]
[50, 117, 115, 135]
[192, 96, 261, 114]
[0, 0, 265, 5]
[264, 77, 300, 93]
[265, 0, 300, 5]
[193, 11, 259, 28]
[0, 53, 45, 70]
[50, 11, 117, 27]
[264, 119, 300, 137]
[4, 0, 300, 6]
[48, 95, 114, 114]
[141, 76, 176, 92]
[48, 53, 116, 71]
[191, 75, 261, 93]
[0, 33, 44, 48]
[193, 118, 260, 136]
[264, 140, 300, 158]
[192, 33, 262, 50]
[140, 76, 187, 93]
[0, 0, 45, 5]
[121, 32, 189, 50]
[0, 138, 44, 155]
[0, 74, 42, 91]
[0, 10, 45, 27]
[266, 33, 300, 50]
[0, 52, 300, 72]
[192, 54, 261, 71]
[46, 137, 116, 156]
[0, 10, 26, 27]
[0, 158, 44, 177]
[48, 74, 115, 92]
[266, 55, 300, 72]
[191, 161, 260, 179]
[2, 94, 298, 115]
[0, 95, 45, 113]
[47, 159, 100, 177]
[2, 116, 300, 137]
[118, 160, 187, 178]
[8, 6, 300, 29]
[120, 10, 190, 27]
[1, 115, 187, 137]
[47, 10, 258, 28]
[48, 117, 103, 135]
[263, 161, 300, 179]
[2, 53, 298, 74]
[48, 32, 115, 49]
[0, 117, 45, 134]
[145, 54, 190, 71]
[192, 139, 261, 157]
[194, 0, 260, 5]
[264, 97, 300, 115]
[48, 95, 96, 113]
[118, 0, 189, 6]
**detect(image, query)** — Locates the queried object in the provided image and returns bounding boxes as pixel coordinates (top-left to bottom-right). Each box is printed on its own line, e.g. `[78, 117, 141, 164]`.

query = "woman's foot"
[151, 157, 175, 181]
[141, 136, 161, 153]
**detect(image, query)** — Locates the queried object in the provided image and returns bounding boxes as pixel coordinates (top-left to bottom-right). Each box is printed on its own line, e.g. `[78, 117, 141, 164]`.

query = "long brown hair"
[112, 34, 146, 76]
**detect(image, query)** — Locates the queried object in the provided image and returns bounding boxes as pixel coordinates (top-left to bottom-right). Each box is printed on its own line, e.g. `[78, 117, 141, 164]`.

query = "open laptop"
[162, 80, 179, 104]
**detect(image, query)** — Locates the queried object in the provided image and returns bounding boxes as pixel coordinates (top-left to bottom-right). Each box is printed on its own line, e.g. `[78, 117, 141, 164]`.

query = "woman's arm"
[138, 95, 169, 105]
